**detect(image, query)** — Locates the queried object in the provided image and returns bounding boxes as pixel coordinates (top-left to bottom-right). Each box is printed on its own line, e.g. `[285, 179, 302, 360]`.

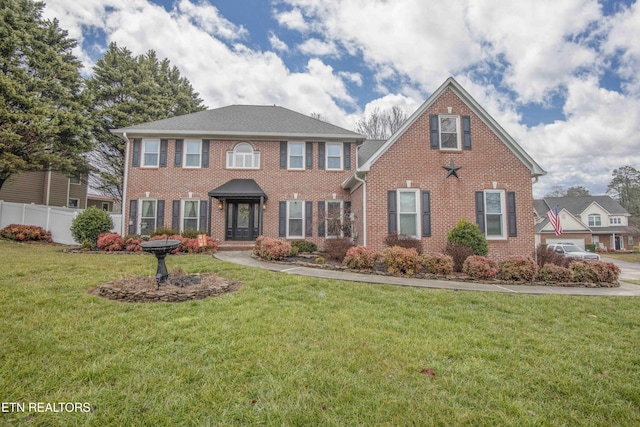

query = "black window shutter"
[344, 201, 352, 237]
[507, 192, 517, 237]
[318, 142, 325, 169]
[202, 140, 210, 168]
[429, 115, 439, 149]
[306, 142, 313, 169]
[462, 116, 472, 150]
[172, 200, 180, 230]
[160, 139, 168, 167]
[132, 139, 141, 167]
[422, 191, 431, 237]
[156, 200, 165, 230]
[280, 142, 287, 169]
[199, 200, 208, 231]
[344, 142, 351, 170]
[174, 139, 183, 166]
[475, 191, 485, 233]
[317, 201, 325, 236]
[305, 201, 312, 237]
[388, 190, 397, 234]
[278, 201, 286, 236]
[128, 200, 137, 235]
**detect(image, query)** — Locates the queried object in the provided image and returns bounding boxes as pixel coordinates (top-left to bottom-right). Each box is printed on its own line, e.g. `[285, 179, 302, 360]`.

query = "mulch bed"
[89, 270, 241, 303]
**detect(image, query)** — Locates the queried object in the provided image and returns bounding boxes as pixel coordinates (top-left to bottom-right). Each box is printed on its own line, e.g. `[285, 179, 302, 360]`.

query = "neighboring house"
[87, 194, 119, 212]
[535, 196, 639, 250]
[0, 170, 88, 209]
[112, 77, 546, 259]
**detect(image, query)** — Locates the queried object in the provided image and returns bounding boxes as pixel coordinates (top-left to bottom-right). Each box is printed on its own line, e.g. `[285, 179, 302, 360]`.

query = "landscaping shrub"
[497, 257, 538, 282]
[444, 243, 475, 272]
[324, 237, 354, 261]
[291, 240, 318, 253]
[571, 261, 620, 283]
[124, 236, 143, 252]
[382, 246, 422, 276]
[343, 246, 380, 270]
[585, 243, 596, 253]
[315, 257, 325, 264]
[0, 224, 52, 242]
[447, 219, 489, 256]
[70, 207, 114, 249]
[149, 234, 217, 254]
[97, 232, 125, 251]
[253, 236, 291, 261]
[181, 229, 206, 239]
[384, 232, 423, 253]
[535, 244, 570, 268]
[538, 264, 574, 283]
[150, 226, 180, 237]
[463, 255, 498, 279]
[422, 253, 454, 275]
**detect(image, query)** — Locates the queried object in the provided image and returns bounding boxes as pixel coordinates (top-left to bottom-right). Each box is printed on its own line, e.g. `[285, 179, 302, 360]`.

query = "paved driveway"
[601, 256, 640, 282]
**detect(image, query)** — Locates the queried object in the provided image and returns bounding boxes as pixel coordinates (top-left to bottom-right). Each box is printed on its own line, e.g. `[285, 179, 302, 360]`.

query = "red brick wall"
[125, 139, 355, 247]
[363, 87, 537, 261]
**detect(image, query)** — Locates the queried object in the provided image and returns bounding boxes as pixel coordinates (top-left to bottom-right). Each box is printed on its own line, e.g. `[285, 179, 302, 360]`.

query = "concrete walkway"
[215, 251, 640, 296]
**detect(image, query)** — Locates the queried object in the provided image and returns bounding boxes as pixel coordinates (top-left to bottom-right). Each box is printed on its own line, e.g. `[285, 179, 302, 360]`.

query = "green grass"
[1, 241, 639, 426]
[601, 252, 640, 263]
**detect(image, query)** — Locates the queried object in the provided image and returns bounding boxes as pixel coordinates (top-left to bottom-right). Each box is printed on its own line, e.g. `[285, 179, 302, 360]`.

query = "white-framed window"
[287, 200, 304, 238]
[326, 143, 343, 170]
[182, 199, 200, 231]
[325, 200, 343, 238]
[588, 214, 602, 227]
[142, 139, 160, 167]
[609, 217, 621, 225]
[484, 190, 506, 239]
[68, 198, 79, 209]
[184, 140, 202, 168]
[101, 202, 109, 211]
[397, 189, 420, 238]
[288, 142, 304, 170]
[139, 199, 157, 235]
[226, 142, 260, 169]
[70, 175, 81, 185]
[439, 116, 461, 150]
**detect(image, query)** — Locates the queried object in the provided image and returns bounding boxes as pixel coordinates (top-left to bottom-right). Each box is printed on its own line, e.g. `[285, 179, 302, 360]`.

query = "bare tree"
[355, 106, 408, 140]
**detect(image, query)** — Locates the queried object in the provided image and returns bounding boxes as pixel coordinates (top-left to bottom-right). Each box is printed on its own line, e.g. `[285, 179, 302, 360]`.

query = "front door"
[226, 201, 259, 241]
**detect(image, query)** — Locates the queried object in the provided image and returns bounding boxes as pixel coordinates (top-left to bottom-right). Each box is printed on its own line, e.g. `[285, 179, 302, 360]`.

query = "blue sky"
[43, 0, 640, 197]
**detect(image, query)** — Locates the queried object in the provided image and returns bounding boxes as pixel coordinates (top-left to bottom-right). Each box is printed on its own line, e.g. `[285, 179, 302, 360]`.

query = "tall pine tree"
[0, 0, 92, 190]
[86, 43, 206, 204]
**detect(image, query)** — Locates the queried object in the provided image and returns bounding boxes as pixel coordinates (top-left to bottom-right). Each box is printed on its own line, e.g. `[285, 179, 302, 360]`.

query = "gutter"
[120, 132, 129, 236]
[353, 171, 367, 246]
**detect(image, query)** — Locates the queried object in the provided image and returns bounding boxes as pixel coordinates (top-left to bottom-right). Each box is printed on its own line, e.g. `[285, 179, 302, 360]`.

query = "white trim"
[68, 198, 80, 209]
[183, 139, 202, 168]
[397, 189, 420, 239]
[484, 190, 507, 240]
[226, 142, 260, 169]
[141, 139, 160, 168]
[438, 115, 461, 150]
[326, 142, 343, 170]
[286, 200, 304, 238]
[287, 142, 305, 170]
[181, 199, 200, 232]
[139, 199, 158, 235]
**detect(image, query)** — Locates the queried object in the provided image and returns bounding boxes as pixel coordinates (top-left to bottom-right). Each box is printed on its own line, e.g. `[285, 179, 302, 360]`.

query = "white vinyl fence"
[0, 200, 122, 245]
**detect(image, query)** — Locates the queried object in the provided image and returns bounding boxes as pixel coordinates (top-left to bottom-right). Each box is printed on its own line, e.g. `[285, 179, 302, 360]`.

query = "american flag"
[547, 206, 562, 236]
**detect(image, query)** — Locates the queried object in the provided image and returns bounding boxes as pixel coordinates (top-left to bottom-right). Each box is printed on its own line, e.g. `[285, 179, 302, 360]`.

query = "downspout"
[353, 171, 367, 246]
[45, 169, 52, 205]
[120, 132, 130, 236]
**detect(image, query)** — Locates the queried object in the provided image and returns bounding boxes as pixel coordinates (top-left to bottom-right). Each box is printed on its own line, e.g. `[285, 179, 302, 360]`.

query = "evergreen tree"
[607, 166, 640, 217]
[0, 0, 92, 190]
[85, 42, 206, 204]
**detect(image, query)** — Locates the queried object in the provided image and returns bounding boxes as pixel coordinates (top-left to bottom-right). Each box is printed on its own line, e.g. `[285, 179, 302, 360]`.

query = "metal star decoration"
[443, 159, 461, 179]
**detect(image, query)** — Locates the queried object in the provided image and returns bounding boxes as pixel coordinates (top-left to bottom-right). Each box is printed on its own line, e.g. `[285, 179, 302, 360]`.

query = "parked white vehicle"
[547, 243, 600, 261]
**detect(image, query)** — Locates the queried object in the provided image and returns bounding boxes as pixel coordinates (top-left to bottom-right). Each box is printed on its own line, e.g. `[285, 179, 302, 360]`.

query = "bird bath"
[140, 239, 181, 286]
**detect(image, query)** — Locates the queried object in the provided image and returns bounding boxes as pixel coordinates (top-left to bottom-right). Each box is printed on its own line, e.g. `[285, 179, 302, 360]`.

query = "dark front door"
[226, 201, 259, 241]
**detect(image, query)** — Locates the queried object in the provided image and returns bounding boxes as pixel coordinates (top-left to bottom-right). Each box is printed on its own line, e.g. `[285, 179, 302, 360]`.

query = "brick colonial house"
[113, 77, 545, 259]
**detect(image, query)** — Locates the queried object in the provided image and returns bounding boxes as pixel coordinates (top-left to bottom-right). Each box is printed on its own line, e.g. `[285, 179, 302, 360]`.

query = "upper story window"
[142, 139, 160, 167]
[439, 116, 460, 150]
[326, 143, 343, 170]
[70, 175, 81, 185]
[227, 143, 260, 169]
[288, 142, 304, 170]
[484, 190, 506, 239]
[430, 115, 471, 151]
[184, 140, 202, 168]
[609, 217, 622, 225]
[588, 213, 602, 227]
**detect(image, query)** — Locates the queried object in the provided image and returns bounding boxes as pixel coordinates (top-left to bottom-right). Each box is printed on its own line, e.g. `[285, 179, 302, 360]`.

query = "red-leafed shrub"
[343, 246, 380, 270]
[463, 256, 498, 279]
[384, 232, 423, 254]
[538, 264, 574, 283]
[97, 232, 125, 251]
[149, 234, 217, 254]
[571, 260, 620, 283]
[422, 253, 454, 275]
[535, 244, 570, 268]
[124, 235, 143, 252]
[497, 257, 538, 282]
[253, 236, 291, 261]
[324, 237, 354, 261]
[444, 243, 475, 272]
[0, 224, 52, 242]
[382, 246, 422, 276]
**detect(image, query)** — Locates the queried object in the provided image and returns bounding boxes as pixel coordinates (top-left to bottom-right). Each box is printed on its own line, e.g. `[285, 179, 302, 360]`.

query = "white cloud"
[298, 38, 339, 57]
[175, 0, 248, 41]
[603, 1, 640, 94]
[274, 7, 309, 32]
[269, 32, 289, 52]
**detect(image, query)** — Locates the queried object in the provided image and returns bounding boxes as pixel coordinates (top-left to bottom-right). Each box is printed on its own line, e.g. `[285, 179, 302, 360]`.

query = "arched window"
[588, 213, 601, 227]
[226, 143, 260, 169]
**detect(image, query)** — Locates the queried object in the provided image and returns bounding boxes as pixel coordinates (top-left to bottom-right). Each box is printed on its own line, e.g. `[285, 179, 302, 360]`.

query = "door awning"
[208, 179, 267, 200]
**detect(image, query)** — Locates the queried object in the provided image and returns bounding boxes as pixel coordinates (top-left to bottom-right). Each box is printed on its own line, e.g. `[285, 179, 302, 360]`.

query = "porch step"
[217, 242, 255, 251]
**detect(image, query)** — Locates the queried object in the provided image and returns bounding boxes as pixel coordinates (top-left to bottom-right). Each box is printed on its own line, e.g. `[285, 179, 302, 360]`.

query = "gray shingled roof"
[537, 196, 630, 216]
[357, 139, 386, 167]
[111, 105, 364, 140]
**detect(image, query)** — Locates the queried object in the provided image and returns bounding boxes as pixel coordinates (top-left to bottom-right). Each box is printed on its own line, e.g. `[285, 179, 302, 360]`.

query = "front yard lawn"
[601, 252, 640, 263]
[1, 241, 639, 426]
